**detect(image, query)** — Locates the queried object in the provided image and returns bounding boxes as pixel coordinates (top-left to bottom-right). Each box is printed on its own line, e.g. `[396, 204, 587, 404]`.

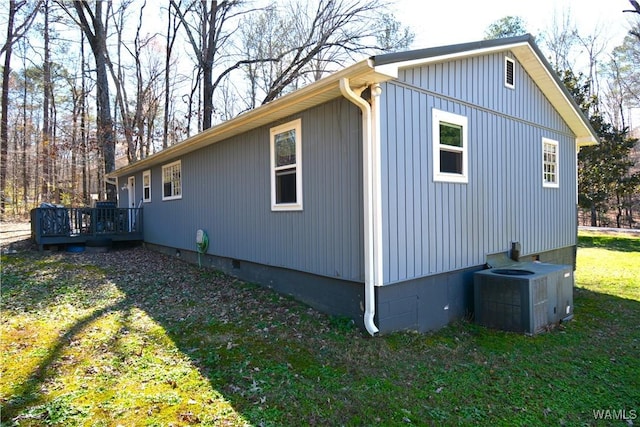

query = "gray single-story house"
[108, 34, 598, 335]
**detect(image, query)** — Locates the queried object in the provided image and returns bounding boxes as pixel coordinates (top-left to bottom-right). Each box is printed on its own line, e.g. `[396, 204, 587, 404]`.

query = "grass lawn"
[1, 232, 638, 426]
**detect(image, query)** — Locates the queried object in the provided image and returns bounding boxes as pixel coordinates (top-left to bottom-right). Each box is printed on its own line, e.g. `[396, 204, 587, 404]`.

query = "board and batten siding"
[380, 51, 577, 285]
[125, 98, 364, 282]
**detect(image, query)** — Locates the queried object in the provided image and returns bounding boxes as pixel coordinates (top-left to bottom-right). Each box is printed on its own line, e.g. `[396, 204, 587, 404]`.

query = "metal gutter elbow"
[339, 77, 379, 337]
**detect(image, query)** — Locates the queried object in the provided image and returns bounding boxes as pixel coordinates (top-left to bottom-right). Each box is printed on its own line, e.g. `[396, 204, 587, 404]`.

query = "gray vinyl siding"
[381, 51, 577, 285]
[397, 52, 572, 134]
[120, 98, 364, 282]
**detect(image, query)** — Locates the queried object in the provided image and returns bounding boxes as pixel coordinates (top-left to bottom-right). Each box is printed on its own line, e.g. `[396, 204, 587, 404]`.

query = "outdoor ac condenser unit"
[474, 262, 573, 335]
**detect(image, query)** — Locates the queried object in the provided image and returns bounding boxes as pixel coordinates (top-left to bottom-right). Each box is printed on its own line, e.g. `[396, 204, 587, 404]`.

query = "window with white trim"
[142, 169, 151, 202]
[162, 160, 182, 200]
[270, 119, 302, 211]
[433, 109, 468, 183]
[505, 57, 515, 89]
[542, 138, 559, 188]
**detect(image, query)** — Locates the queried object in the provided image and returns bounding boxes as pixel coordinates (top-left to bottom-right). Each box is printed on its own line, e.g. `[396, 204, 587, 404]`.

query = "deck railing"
[30, 206, 143, 245]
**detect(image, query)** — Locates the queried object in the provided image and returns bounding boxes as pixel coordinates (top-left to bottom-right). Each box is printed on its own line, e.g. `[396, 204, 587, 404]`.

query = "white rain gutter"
[339, 78, 381, 336]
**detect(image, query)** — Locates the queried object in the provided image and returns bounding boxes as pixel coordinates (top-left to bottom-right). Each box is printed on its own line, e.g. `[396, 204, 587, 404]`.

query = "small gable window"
[162, 160, 182, 200]
[505, 57, 515, 89]
[270, 119, 303, 211]
[142, 170, 151, 202]
[542, 138, 559, 188]
[433, 108, 468, 184]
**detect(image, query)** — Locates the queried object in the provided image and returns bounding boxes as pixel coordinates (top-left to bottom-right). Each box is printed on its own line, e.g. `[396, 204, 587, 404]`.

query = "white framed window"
[505, 57, 515, 89]
[162, 160, 182, 200]
[142, 169, 151, 202]
[270, 119, 303, 211]
[433, 108, 468, 183]
[542, 138, 559, 188]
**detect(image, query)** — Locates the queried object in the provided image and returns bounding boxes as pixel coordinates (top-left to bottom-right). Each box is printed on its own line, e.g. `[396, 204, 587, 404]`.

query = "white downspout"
[339, 78, 380, 336]
[370, 83, 384, 325]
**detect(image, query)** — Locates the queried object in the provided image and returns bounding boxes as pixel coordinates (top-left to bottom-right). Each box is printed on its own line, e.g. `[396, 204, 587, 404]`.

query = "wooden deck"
[30, 206, 143, 250]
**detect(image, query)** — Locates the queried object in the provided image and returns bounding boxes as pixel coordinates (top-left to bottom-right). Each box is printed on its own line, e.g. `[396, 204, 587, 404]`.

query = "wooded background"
[1, 0, 639, 228]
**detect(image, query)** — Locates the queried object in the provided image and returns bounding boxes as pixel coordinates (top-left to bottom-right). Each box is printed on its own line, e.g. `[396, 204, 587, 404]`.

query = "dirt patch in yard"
[578, 226, 640, 237]
[0, 221, 32, 249]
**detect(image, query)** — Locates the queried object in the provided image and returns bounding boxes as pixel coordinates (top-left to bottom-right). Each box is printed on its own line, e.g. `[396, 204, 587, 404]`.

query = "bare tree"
[11, 61, 44, 213]
[170, 0, 238, 130]
[170, 0, 277, 130]
[109, 0, 137, 164]
[574, 28, 608, 101]
[79, 30, 91, 204]
[68, 75, 81, 204]
[601, 31, 640, 131]
[41, 0, 53, 201]
[239, 5, 285, 111]
[541, 8, 579, 71]
[624, 0, 640, 41]
[134, 35, 165, 158]
[1, 0, 42, 216]
[163, 0, 183, 148]
[240, 0, 414, 107]
[108, 0, 163, 163]
[602, 56, 628, 130]
[57, 1, 117, 201]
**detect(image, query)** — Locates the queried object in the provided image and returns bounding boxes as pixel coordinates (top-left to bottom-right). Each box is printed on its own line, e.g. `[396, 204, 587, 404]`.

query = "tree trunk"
[163, 0, 177, 149]
[41, 0, 52, 201]
[71, 97, 77, 205]
[51, 93, 59, 204]
[171, 0, 218, 131]
[10, 123, 18, 216]
[80, 31, 89, 205]
[615, 192, 624, 229]
[73, 1, 116, 201]
[21, 64, 28, 212]
[0, 1, 16, 217]
[201, 0, 217, 130]
[95, 51, 116, 201]
[70, 81, 81, 205]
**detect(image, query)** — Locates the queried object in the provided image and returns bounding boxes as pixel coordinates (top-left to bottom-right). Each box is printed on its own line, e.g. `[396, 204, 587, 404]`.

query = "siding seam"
[389, 80, 575, 139]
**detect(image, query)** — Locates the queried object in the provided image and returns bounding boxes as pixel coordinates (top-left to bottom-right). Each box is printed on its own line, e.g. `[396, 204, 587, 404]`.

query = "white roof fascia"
[108, 59, 397, 179]
[373, 42, 531, 78]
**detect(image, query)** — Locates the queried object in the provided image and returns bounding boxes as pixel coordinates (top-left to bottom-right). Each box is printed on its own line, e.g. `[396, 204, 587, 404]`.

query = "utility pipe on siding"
[339, 78, 379, 336]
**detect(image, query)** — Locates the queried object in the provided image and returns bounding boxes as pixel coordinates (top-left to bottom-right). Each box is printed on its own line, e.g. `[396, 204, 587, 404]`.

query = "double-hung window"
[433, 109, 468, 183]
[542, 138, 559, 188]
[270, 119, 303, 211]
[162, 160, 182, 200]
[142, 170, 151, 202]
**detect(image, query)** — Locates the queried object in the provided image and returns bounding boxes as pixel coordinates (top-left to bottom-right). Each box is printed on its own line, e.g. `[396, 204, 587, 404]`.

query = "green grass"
[1, 232, 638, 426]
[575, 232, 640, 301]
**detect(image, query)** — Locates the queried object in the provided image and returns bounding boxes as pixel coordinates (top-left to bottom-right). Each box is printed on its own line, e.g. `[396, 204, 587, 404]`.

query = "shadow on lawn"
[1, 300, 130, 421]
[578, 234, 640, 252]
[3, 240, 640, 425]
[2, 242, 357, 424]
